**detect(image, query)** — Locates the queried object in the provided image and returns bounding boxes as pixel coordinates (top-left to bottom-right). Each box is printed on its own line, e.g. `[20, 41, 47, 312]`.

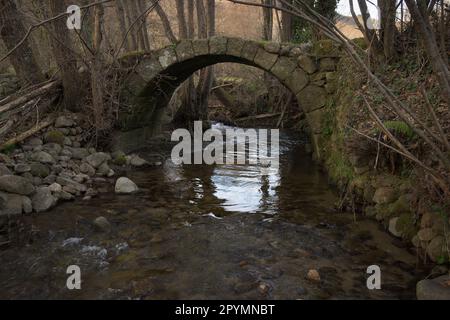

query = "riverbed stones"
[80, 163, 95, 176]
[115, 177, 138, 194]
[31, 151, 55, 164]
[0, 164, 12, 176]
[26, 137, 43, 147]
[55, 115, 75, 128]
[85, 152, 111, 168]
[417, 275, 450, 300]
[306, 269, 321, 282]
[426, 236, 446, 262]
[49, 183, 62, 193]
[44, 130, 65, 145]
[14, 163, 31, 174]
[388, 217, 402, 237]
[417, 228, 435, 242]
[0, 175, 35, 195]
[56, 176, 87, 193]
[0, 192, 24, 215]
[70, 147, 89, 160]
[97, 162, 111, 176]
[372, 187, 397, 205]
[93, 216, 111, 233]
[43, 143, 62, 157]
[129, 155, 148, 167]
[32, 187, 57, 213]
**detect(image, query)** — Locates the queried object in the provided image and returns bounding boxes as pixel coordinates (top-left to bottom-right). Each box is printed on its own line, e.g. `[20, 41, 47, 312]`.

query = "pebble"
[306, 269, 321, 282]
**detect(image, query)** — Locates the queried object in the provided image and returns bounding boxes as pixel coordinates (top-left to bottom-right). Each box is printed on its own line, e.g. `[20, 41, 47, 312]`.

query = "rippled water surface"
[0, 126, 423, 299]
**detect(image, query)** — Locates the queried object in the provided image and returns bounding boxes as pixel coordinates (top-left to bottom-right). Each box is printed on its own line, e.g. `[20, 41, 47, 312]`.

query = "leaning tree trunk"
[155, 2, 178, 43]
[48, 0, 82, 111]
[0, 0, 44, 86]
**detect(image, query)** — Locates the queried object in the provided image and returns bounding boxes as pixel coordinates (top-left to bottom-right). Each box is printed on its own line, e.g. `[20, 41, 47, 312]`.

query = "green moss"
[375, 120, 416, 139]
[44, 130, 65, 145]
[326, 148, 354, 182]
[387, 195, 411, 216]
[396, 213, 418, 240]
[119, 50, 146, 60]
[352, 38, 368, 50]
[0, 143, 17, 154]
[113, 154, 127, 166]
[313, 39, 340, 56]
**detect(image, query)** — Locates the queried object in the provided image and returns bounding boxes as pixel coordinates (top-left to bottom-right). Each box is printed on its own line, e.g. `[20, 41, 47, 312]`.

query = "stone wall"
[315, 56, 450, 266]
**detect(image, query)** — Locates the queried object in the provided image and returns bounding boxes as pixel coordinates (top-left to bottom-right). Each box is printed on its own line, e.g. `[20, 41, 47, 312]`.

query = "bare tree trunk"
[114, 0, 130, 51]
[90, 4, 105, 133]
[155, 2, 178, 43]
[175, 0, 188, 39]
[122, 0, 138, 50]
[405, 0, 450, 105]
[129, 0, 146, 51]
[174, 0, 196, 123]
[349, 0, 384, 62]
[262, 0, 274, 41]
[48, 0, 82, 111]
[136, 0, 151, 51]
[280, 0, 292, 41]
[0, 0, 44, 85]
[379, 0, 397, 61]
[187, 0, 195, 38]
[197, 0, 216, 121]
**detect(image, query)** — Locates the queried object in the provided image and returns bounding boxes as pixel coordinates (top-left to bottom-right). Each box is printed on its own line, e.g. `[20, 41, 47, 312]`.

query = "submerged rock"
[129, 155, 148, 167]
[306, 269, 321, 282]
[32, 187, 57, 213]
[115, 177, 138, 194]
[93, 216, 111, 233]
[0, 192, 25, 215]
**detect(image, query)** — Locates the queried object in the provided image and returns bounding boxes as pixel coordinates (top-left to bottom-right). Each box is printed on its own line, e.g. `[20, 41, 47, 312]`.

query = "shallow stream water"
[0, 125, 423, 299]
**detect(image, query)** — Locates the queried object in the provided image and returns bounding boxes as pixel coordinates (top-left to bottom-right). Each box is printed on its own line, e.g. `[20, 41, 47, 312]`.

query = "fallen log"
[0, 118, 54, 150]
[0, 80, 60, 115]
[234, 112, 282, 122]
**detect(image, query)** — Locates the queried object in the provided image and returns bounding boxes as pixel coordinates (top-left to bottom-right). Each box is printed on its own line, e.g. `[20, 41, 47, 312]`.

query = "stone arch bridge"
[116, 36, 340, 156]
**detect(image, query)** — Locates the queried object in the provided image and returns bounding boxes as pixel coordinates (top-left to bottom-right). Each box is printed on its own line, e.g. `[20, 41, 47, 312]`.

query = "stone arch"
[116, 36, 340, 155]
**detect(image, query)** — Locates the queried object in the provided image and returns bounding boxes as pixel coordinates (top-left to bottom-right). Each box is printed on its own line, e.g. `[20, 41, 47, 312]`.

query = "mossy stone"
[44, 130, 65, 145]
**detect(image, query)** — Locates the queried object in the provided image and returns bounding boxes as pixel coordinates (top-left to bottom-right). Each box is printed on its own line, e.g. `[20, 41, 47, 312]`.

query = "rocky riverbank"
[314, 54, 450, 299]
[0, 113, 160, 235]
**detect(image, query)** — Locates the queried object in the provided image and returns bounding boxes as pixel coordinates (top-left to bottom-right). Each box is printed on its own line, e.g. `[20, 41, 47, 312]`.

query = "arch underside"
[116, 37, 339, 156]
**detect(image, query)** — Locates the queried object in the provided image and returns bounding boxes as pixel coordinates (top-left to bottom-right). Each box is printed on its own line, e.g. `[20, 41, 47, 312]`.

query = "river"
[0, 125, 423, 299]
